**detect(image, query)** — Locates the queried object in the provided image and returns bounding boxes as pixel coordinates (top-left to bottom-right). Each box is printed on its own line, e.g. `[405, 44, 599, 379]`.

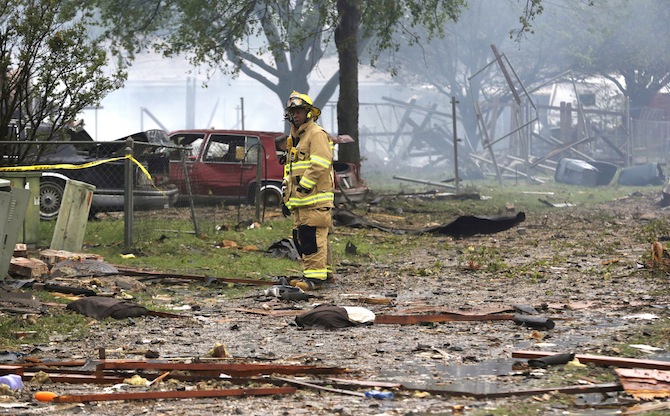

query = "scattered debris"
[112, 265, 275, 286]
[0, 374, 23, 390]
[649, 241, 670, 271]
[528, 352, 575, 368]
[513, 350, 670, 370]
[50, 259, 119, 278]
[539, 199, 576, 208]
[409, 382, 622, 399]
[208, 343, 231, 358]
[628, 344, 663, 352]
[273, 376, 366, 397]
[264, 278, 311, 301]
[266, 238, 300, 260]
[340, 294, 393, 305]
[333, 208, 405, 234]
[623, 401, 670, 415]
[513, 314, 556, 330]
[23, 282, 97, 297]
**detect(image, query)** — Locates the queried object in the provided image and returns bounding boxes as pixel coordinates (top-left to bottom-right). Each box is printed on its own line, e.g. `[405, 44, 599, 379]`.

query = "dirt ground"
[6, 190, 670, 415]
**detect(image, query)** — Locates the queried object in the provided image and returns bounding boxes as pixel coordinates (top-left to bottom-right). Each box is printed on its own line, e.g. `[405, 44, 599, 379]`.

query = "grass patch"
[470, 403, 543, 416]
[36, 182, 650, 282]
[0, 308, 89, 350]
[615, 317, 670, 357]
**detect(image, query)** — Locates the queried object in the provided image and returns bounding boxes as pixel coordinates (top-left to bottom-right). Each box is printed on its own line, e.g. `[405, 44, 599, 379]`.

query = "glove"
[296, 186, 312, 194]
[282, 203, 291, 217]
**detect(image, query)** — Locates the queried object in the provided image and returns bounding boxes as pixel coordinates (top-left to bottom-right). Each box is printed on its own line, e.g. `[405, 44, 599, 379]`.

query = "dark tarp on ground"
[66, 296, 149, 319]
[333, 208, 525, 238]
[332, 209, 404, 234]
[419, 212, 526, 237]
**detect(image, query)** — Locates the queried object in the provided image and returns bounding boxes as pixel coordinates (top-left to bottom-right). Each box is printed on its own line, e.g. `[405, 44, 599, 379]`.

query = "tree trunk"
[335, 0, 360, 164]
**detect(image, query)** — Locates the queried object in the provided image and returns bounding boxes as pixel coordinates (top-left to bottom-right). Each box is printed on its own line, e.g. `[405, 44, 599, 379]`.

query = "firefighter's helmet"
[285, 91, 321, 119]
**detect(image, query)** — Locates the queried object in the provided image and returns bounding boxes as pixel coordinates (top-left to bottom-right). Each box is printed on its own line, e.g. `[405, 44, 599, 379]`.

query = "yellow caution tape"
[0, 154, 165, 195]
[0, 154, 153, 181]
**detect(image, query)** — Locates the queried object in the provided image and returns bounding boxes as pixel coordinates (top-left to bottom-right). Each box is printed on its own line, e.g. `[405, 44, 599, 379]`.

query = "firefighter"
[282, 90, 335, 290]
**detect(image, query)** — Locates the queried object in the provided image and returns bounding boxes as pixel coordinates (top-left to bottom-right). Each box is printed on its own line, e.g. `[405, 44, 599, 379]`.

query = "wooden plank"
[273, 376, 366, 397]
[0, 365, 23, 376]
[513, 350, 670, 371]
[13, 243, 27, 257]
[39, 249, 104, 266]
[50, 180, 95, 252]
[98, 361, 348, 377]
[49, 386, 296, 403]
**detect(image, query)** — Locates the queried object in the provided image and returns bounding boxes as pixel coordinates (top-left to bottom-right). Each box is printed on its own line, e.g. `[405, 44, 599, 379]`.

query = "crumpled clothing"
[295, 304, 375, 329]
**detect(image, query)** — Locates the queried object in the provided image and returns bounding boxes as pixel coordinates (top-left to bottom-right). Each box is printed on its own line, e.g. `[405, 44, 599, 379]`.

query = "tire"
[248, 184, 282, 208]
[260, 187, 282, 207]
[40, 178, 65, 220]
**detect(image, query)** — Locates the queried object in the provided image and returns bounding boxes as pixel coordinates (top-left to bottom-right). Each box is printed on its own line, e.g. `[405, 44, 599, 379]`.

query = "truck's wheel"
[40, 178, 65, 220]
[259, 187, 282, 207]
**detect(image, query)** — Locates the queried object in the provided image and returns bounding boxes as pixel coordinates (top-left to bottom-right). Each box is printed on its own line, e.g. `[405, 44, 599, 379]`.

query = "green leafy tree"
[94, 0, 546, 164]
[94, 0, 469, 163]
[97, 1, 340, 125]
[554, 0, 670, 118]
[0, 0, 127, 165]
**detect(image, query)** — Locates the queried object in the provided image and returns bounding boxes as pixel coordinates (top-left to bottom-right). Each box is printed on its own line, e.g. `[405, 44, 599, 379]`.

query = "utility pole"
[451, 96, 460, 192]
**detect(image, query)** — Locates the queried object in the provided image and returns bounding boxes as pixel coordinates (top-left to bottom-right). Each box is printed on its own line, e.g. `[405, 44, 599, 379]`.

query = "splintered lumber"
[98, 361, 348, 377]
[39, 249, 104, 266]
[616, 368, 670, 400]
[273, 376, 366, 397]
[23, 372, 126, 384]
[112, 265, 275, 286]
[374, 313, 514, 325]
[0, 365, 23, 376]
[49, 387, 297, 403]
[512, 350, 670, 371]
[13, 244, 27, 257]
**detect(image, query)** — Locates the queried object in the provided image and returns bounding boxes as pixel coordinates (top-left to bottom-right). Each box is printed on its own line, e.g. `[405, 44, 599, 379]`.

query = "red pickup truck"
[168, 129, 368, 207]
